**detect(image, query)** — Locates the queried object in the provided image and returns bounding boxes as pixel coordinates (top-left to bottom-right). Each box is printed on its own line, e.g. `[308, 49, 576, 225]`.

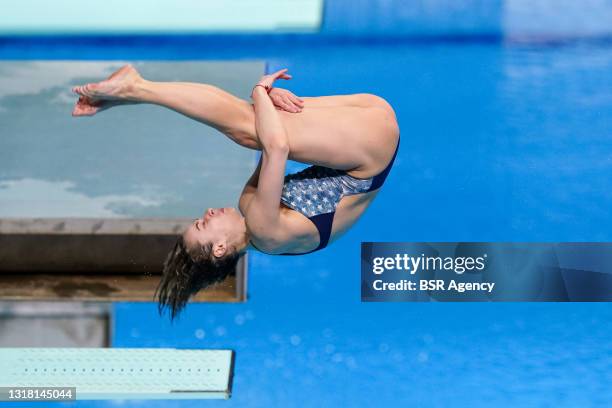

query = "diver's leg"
[72, 65, 257, 147]
[72, 66, 399, 175]
[276, 100, 399, 178]
[131, 81, 257, 147]
[300, 94, 395, 116]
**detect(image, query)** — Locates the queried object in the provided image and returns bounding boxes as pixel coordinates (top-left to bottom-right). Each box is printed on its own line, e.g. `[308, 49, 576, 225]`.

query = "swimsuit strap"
[280, 212, 335, 255]
[251, 212, 335, 256]
[307, 212, 335, 250]
[367, 135, 400, 192]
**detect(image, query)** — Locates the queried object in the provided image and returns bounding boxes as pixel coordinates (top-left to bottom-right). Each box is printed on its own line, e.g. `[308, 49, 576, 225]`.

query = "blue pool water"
[2, 34, 612, 408]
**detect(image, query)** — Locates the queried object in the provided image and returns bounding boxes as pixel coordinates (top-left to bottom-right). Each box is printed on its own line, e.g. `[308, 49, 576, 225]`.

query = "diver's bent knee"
[225, 129, 259, 150]
[226, 103, 258, 147]
[358, 93, 396, 117]
[363, 95, 398, 136]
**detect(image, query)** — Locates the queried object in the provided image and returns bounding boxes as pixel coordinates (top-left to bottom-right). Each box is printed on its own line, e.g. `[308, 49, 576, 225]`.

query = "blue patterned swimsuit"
[276, 135, 400, 255]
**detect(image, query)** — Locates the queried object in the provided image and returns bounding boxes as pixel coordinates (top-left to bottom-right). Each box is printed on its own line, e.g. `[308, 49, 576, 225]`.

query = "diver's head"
[184, 207, 248, 258]
[155, 207, 248, 320]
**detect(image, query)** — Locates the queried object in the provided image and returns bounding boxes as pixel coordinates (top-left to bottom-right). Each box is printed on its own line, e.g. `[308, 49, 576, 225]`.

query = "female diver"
[72, 65, 400, 318]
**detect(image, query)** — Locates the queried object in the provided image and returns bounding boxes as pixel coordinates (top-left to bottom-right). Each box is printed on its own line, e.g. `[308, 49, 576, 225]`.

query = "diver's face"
[182, 207, 243, 257]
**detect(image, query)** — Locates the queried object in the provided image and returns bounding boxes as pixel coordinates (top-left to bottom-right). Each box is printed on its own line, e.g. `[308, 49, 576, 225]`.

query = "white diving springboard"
[0, 348, 235, 400]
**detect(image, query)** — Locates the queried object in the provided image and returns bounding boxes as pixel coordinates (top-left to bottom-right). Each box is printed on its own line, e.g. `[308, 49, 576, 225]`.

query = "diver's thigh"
[278, 105, 397, 174]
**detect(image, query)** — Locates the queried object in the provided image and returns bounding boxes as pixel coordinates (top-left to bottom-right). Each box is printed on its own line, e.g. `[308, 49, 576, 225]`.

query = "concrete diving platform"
[0, 218, 247, 302]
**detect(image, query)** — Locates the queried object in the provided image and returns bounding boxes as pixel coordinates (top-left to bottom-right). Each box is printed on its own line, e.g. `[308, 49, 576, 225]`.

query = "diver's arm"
[244, 84, 290, 242]
[238, 154, 262, 214]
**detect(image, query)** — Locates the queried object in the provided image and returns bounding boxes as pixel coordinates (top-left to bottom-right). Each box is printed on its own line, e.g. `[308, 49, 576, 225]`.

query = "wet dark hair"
[155, 236, 240, 320]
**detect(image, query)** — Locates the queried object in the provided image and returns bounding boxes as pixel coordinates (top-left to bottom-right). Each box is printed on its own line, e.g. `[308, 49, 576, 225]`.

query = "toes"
[72, 95, 99, 116]
[73, 85, 91, 96]
[72, 83, 98, 97]
[72, 105, 97, 117]
[84, 83, 96, 94]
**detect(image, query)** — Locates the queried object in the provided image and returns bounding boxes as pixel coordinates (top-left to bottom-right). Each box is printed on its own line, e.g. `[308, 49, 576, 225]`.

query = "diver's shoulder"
[247, 207, 315, 255]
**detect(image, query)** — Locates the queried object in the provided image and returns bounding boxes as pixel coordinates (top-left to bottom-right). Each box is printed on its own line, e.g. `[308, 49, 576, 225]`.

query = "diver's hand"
[256, 68, 292, 90]
[269, 87, 304, 113]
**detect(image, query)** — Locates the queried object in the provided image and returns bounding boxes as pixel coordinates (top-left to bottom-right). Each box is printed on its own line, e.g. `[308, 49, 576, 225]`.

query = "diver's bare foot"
[72, 95, 133, 117]
[71, 64, 142, 116]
